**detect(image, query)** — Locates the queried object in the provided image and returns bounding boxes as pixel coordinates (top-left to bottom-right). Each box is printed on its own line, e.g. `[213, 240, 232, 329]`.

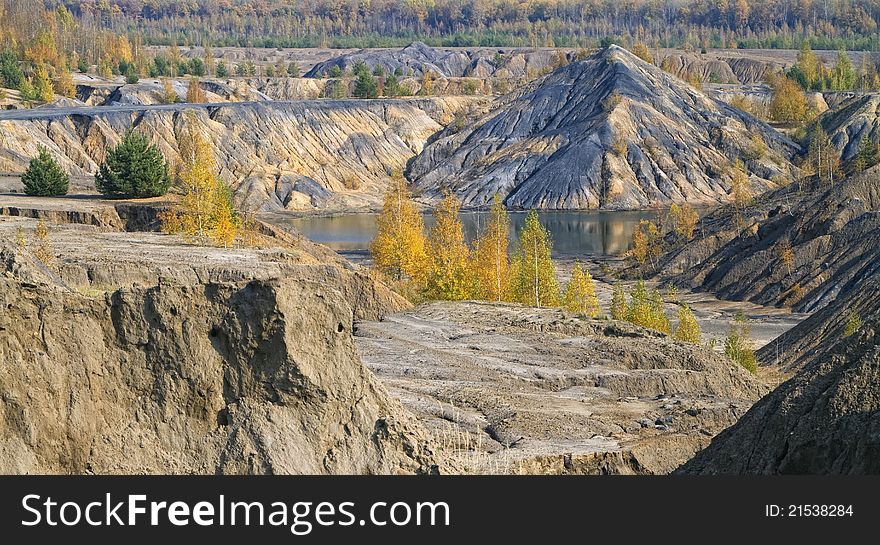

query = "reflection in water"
[284, 210, 659, 257]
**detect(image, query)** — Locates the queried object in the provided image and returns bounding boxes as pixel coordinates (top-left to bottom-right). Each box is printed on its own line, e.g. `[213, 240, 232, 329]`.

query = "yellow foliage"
[175, 120, 218, 241]
[669, 203, 699, 240]
[843, 311, 863, 338]
[626, 280, 671, 333]
[611, 281, 627, 320]
[33, 65, 54, 103]
[510, 210, 560, 307]
[186, 77, 206, 103]
[209, 182, 240, 248]
[24, 30, 59, 68]
[471, 194, 510, 302]
[769, 76, 808, 125]
[52, 66, 76, 98]
[778, 242, 795, 275]
[563, 262, 600, 317]
[31, 219, 54, 266]
[630, 219, 661, 267]
[420, 70, 435, 96]
[630, 43, 653, 64]
[160, 78, 178, 104]
[674, 303, 702, 344]
[725, 312, 757, 373]
[162, 115, 239, 247]
[426, 192, 472, 301]
[370, 174, 429, 288]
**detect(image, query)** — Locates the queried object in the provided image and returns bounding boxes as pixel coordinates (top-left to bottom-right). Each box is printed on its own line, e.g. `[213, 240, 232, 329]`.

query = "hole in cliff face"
[337, 322, 345, 333]
[216, 408, 229, 426]
[210, 326, 220, 338]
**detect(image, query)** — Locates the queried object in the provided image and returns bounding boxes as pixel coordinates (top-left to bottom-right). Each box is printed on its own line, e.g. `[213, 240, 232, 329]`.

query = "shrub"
[563, 262, 600, 317]
[724, 312, 757, 373]
[31, 219, 54, 266]
[674, 304, 702, 344]
[22, 147, 69, 196]
[602, 91, 622, 112]
[96, 131, 171, 199]
[630, 43, 653, 64]
[610, 281, 627, 320]
[843, 311, 863, 338]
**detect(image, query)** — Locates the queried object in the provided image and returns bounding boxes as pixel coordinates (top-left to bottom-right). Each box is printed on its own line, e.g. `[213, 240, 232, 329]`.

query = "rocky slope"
[408, 45, 799, 210]
[0, 213, 444, 474]
[356, 300, 767, 475]
[637, 168, 880, 315]
[678, 278, 880, 474]
[818, 92, 880, 162]
[0, 97, 486, 213]
[655, 51, 779, 85]
[306, 42, 570, 80]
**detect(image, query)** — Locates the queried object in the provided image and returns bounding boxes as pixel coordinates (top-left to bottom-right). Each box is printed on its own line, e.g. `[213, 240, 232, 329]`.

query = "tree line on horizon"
[53, 0, 880, 52]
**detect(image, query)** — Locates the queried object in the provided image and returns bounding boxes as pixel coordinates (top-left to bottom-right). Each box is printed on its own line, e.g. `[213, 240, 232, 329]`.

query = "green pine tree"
[96, 131, 171, 199]
[21, 146, 69, 196]
[385, 74, 400, 97]
[353, 70, 379, 98]
[853, 134, 877, 173]
[0, 49, 24, 89]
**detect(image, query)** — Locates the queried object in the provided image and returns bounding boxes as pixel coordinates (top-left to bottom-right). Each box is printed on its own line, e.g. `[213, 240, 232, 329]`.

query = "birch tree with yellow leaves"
[370, 174, 429, 294]
[510, 210, 560, 307]
[471, 194, 510, 302]
[563, 262, 600, 317]
[425, 192, 471, 300]
[161, 114, 240, 246]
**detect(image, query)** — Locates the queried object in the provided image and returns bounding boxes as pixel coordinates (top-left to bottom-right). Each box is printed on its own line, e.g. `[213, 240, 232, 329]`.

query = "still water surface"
[286, 210, 658, 257]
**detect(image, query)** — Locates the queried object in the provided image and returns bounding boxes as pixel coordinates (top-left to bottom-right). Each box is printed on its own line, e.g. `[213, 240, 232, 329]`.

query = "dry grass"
[430, 408, 518, 474]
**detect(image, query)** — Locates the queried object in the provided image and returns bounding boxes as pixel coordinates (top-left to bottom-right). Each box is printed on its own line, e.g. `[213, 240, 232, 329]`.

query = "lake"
[284, 210, 660, 258]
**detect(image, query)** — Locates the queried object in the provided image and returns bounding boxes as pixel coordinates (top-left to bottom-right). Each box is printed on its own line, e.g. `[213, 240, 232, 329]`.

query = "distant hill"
[305, 42, 569, 79]
[408, 45, 799, 210]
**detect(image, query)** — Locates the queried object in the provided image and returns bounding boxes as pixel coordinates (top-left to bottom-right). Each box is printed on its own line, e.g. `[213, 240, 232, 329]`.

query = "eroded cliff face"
[0, 217, 444, 475]
[678, 277, 880, 475]
[819, 93, 880, 161]
[0, 97, 487, 214]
